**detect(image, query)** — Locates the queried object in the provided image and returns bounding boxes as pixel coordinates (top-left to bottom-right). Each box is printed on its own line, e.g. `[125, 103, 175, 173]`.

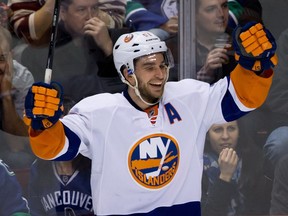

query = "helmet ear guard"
[127, 68, 134, 75]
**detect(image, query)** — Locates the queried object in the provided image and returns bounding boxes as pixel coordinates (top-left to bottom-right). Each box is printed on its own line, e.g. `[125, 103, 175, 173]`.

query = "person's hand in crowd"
[97, 9, 115, 28]
[160, 16, 178, 34]
[84, 15, 113, 56]
[218, 148, 239, 182]
[203, 47, 230, 76]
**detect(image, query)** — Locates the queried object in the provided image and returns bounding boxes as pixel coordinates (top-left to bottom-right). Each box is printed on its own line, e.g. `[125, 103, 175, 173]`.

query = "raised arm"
[8, 0, 56, 45]
[225, 22, 277, 117]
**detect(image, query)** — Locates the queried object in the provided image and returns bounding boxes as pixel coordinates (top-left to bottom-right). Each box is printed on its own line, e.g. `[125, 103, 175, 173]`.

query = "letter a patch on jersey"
[164, 103, 182, 124]
[128, 133, 180, 189]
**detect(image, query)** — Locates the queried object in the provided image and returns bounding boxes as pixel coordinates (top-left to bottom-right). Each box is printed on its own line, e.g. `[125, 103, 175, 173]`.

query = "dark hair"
[204, 117, 265, 188]
[60, 0, 73, 10]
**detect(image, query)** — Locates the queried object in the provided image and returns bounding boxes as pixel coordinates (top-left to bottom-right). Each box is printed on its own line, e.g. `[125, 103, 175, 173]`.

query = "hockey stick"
[44, 0, 61, 84]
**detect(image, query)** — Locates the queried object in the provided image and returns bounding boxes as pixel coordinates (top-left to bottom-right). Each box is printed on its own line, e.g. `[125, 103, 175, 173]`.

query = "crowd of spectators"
[0, 0, 287, 215]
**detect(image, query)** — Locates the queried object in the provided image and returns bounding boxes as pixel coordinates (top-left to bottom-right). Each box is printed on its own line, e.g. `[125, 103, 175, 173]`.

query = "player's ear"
[121, 66, 133, 83]
[121, 66, 129, 79]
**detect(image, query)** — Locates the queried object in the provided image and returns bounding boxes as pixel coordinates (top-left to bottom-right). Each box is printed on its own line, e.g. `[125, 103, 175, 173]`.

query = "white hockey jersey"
[29, 65, 273, 216]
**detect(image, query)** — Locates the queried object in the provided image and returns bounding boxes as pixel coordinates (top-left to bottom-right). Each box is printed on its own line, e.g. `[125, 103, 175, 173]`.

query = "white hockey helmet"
[113, 31, 171, 83]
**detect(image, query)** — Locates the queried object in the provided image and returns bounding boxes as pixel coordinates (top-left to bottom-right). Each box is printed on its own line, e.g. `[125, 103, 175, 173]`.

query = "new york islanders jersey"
[29, 65, 273, 215]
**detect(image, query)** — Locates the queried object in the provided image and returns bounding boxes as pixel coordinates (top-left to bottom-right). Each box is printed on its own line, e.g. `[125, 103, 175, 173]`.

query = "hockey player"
[24, 22, 277, 215]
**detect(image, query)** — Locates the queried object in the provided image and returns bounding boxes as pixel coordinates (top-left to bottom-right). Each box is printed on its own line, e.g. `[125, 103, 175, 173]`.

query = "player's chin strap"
[124, 67, 170, 107]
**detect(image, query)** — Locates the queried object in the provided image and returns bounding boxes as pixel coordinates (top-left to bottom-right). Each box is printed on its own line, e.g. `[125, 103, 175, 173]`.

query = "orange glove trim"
[29, 121, 65, 160]
[270, 54, 278, 66]
[231, 64, 273, 108]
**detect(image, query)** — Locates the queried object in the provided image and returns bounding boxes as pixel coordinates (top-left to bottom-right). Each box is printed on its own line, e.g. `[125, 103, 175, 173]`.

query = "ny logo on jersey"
[128, 133, 179, 189]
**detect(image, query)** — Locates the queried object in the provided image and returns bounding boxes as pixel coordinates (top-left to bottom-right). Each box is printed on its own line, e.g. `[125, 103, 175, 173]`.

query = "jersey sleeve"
[8, 0, 42, 43]
[199, 64, 273, 128]
[231, 65, 273, 108]
[0, 160, 30, 215]
[29, 121, 81, 161]
[125, 1, 168, 31]
[216, 65, 273, 123]
[28, 94, 112, 161]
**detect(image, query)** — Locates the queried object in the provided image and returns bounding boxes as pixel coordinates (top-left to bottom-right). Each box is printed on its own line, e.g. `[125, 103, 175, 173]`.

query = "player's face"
[134, 53, 169, 104]
[196, 0, 228, 35]
[208, 120, 239, 154]
[60, 0, 100, 37]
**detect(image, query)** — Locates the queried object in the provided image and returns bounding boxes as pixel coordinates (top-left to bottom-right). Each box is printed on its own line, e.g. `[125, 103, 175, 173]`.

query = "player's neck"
[128, 87, 151, 110]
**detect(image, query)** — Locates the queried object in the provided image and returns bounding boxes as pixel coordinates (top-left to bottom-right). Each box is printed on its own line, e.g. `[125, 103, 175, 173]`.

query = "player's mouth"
[150, 82, 163, 89]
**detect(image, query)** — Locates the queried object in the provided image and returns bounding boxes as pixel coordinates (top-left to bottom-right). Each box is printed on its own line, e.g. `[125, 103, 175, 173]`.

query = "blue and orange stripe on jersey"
[222, 65, 273, 122]
[29, 121, 81, 160]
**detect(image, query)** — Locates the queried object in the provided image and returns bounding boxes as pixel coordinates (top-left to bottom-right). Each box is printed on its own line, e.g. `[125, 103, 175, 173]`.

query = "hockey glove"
[24, 82, 64, 131]
[232, 21, 278, 74]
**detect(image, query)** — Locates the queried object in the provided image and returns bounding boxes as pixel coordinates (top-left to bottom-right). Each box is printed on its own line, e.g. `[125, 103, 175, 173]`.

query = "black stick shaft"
[44, 0, 60, 84]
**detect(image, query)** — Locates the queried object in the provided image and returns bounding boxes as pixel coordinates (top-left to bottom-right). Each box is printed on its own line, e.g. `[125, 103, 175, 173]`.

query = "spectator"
[201, 119, 271, 216]
[28, 155, 93, 215]
[195, 0, 263, 84]
[28, 96, 94, 215]
[262, 27, 288, 179]
[124, 0, 179, 82]
[0, 24, 33, 136]
[23, 21, 277, 215]
[262, 27, 288, 201]
[0, 158, 31, 215]
[264, 27, 288, 128]
[195, 0, 237, 84]
[0, 25, 35, 169]
[228, 0, 263, 29]
[20, 0, 128, 102]
[7, 0, 127, 46]
[125, 0, 178, 41]
[269, 152, 288, 215]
